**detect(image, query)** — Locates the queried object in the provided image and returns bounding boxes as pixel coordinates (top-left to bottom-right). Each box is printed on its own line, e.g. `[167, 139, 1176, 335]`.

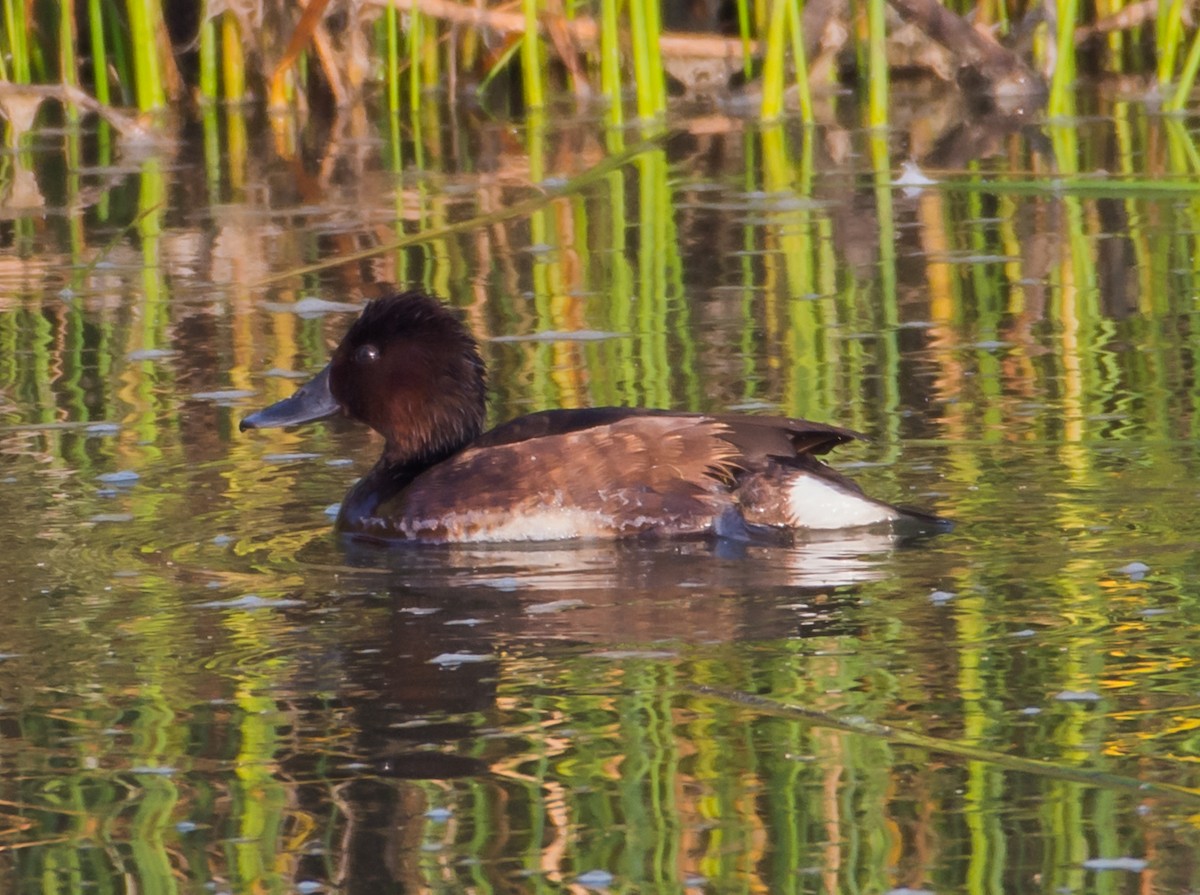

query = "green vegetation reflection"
[5, 67, 1200, 895]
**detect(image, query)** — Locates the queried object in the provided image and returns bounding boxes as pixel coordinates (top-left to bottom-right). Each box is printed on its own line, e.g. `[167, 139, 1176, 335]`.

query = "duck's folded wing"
[477, 407, 865, 460]
[368, 416, 741, 542]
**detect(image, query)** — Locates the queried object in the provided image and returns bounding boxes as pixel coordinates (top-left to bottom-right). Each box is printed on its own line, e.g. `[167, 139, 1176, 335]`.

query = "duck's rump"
[339, 409, 934, 543]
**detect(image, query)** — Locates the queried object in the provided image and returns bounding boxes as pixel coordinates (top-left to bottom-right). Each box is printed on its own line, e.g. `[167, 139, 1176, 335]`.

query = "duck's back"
[337, 409, 925, 543]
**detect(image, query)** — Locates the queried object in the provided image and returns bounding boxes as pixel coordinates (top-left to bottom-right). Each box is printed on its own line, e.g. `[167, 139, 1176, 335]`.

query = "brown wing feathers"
[387, 415, 744, 537]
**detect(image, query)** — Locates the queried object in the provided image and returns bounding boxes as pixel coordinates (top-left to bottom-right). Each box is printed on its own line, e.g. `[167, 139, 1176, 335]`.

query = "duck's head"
[241, 290, 487, 465]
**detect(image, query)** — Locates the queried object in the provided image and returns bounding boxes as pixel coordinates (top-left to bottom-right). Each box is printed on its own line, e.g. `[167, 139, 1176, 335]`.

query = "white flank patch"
[458, 508, 612, 542]
[787, 473, 900, 529]
[407, 507, 616, 543]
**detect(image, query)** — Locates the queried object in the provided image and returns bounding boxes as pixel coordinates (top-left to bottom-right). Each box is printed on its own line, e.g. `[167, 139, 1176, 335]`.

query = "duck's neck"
[337, 440, 468, 530]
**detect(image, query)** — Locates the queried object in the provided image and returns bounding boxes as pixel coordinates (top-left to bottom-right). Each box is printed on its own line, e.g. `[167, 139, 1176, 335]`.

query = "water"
[4, 92, 1200, 892]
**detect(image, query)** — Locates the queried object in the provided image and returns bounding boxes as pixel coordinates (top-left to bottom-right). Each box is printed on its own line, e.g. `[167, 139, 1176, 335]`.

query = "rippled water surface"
[4, 93, 1200, 892]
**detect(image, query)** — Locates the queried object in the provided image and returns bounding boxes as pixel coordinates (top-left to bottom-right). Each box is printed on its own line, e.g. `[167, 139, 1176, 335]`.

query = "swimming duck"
[241, 289, 947, 543]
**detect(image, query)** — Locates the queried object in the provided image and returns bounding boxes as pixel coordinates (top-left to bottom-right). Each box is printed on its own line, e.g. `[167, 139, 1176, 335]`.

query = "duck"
[241, 289, 948, 543]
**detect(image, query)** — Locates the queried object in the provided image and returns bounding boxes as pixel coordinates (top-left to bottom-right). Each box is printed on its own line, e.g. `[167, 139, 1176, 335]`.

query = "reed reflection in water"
[2, 89, 1200, 892]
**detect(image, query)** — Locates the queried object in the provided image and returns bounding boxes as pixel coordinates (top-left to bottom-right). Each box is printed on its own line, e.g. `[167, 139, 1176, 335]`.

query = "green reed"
[222, 13, 248, 104]
[866, 0, 889, 130]
[104, 3, 133, 105]
[198, 16, 219, 103]
[734, 0, 755, 80]
[1158, 0, 1188, 86]
[785, 0, 813, 122]
[759, 0, 789, 121]
[521, 0, 547, 110]
[600, 0, 623, 123]
[760, 0, 813, 123]
[2, 0, 1199, 130]
[628, 0, 667, 121]
[87, 0, 110, 106]
[1048, 0, 1079, 117]
[52, 2, 80, 125]
[126, 0, 166, 111]
[406, 8, 425, 112]
[384, 3, 402, 114]
[2, 0, 31, 83]
[1164, 27, 1200, 111]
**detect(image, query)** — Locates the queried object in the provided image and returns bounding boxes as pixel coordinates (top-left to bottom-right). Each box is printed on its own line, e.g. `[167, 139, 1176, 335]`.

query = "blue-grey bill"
[240, 364, 339, 430]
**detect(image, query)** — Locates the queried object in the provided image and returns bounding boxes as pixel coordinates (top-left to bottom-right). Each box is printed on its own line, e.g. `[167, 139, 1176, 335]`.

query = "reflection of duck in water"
[306, 546, 874, 781]
[302, 557, 869, 890]
[242, 289, 948, 543]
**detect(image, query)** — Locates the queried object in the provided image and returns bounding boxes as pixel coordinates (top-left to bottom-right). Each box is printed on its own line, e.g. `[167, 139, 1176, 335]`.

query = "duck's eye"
[355, 344, 380, 364]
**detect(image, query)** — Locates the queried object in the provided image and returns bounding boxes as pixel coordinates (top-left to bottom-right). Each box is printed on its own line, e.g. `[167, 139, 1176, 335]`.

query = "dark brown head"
[241, 290, 487, 467]
[330, 291, 486, 462]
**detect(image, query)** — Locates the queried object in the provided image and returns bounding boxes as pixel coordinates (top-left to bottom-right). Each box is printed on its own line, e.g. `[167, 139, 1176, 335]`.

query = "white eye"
[355, 344, 380, 364]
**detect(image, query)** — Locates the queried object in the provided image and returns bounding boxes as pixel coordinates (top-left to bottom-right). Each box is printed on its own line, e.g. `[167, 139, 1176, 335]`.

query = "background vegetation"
[1, 0, 1200, 139]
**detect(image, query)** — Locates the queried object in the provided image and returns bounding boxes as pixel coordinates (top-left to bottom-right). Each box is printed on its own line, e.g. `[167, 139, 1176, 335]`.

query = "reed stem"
[1048, 0, 1078, 117]
[221, 13, 247, 103]
[105, 4, 133, 105]
[58, 1, 79, 123]
[866, 0, 889, 128]
[785, 0, 813, 124]
[1164, 26, 1200, 112]
[127, 0, 166, 111]
[521, 0, 546, 110]
[1157, 0, 1186, 86]
[760, 0, 788, 121]
[199, 15, 218, 103]
[87, 0, 110, 106]
[600, 0, 624, 125]
[408, 9, 424, 112]
[629, 0, 666, 121]
[385, 2, 401, 113]
[736, 0, 754, 79]
[644, 0, 667, 114]
[3, 0, 30, 83]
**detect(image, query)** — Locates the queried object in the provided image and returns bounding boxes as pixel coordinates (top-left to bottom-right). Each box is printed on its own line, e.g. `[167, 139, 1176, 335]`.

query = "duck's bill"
[240, 364, 340, 431]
